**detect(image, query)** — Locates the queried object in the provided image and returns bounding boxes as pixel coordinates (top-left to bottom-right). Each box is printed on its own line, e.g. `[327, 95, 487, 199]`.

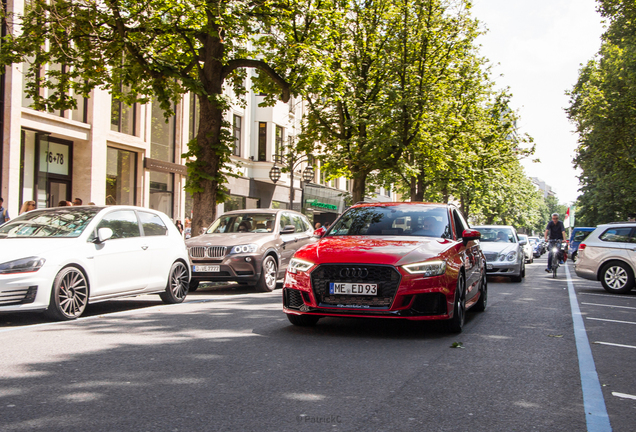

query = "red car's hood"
[296, 236, 455, 266]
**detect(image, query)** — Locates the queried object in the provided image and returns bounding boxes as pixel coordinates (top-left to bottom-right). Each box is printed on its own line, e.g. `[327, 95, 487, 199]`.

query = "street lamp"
[269, 165, 282, 183]
[267, 144, 314, 211]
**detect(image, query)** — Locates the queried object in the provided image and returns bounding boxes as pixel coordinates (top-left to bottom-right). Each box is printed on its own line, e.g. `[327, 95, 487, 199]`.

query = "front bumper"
[190, 254, 263, 283]
[485, 261, 522, 276]
[0, 265, 59, 313]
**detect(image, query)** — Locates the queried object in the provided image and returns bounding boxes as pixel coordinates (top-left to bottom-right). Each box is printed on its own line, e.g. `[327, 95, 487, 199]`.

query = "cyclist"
[545, 212, 567, 273]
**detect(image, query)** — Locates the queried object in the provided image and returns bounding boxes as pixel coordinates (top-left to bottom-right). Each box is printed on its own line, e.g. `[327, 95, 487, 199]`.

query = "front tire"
[600, 262, 634, 294]
[160, 261, 189, 304]
[473, 273, 488, 312]
[45, 266, 89, 321]
[444, 274, 466, 333]
[286, 314, 320, 327]
[256, 255, 278, 292]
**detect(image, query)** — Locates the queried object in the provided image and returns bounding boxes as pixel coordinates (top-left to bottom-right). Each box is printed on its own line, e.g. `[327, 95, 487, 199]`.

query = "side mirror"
[519, 239, 528, 246]
[96, 227, 113, 243]
[281, 225, 296, 234]
[462, 229, 481, 245]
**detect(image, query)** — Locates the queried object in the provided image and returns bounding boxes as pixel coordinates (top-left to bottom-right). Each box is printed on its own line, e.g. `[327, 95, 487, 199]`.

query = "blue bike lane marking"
[565, 263, 612, 431]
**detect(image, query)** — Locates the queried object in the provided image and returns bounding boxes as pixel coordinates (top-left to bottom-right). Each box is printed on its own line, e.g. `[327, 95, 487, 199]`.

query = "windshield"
[207, 213, 276, 234]
[327, 205, 451, 238]
[0, 207, 100, 238]
[474, 227, 516, 243]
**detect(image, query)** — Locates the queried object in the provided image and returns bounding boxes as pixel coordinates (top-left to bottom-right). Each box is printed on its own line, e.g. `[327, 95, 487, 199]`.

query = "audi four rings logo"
[339, 267, 369, 278]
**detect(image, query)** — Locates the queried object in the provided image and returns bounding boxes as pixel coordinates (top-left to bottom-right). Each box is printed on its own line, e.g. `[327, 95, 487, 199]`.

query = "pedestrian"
[175, 220, 184, 235]
[58, 200, 68, 207]
[19, 200, 36, 215]
[628, 213, 636, 222]
[184, 218, 192, 239]
[73, 198, 83, 206]
[314, 222, 322, 230]
[0, 197, 10, 224]
[88, 202, 96, 205]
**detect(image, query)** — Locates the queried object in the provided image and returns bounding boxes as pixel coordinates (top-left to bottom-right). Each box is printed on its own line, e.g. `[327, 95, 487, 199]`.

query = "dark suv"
[185, 209, 315, 292]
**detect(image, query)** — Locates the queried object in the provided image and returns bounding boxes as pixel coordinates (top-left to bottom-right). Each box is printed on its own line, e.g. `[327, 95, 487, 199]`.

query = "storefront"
[303, 184, 346, 226]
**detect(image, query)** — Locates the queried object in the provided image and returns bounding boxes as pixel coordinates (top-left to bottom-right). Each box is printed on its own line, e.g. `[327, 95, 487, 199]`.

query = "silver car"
[575, 222, 636, 293]
[473, 225, 526, 282]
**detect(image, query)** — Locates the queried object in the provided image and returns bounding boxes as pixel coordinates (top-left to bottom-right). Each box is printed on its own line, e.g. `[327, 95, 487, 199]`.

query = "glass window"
[138, 211, 168, 236]
[106, 147, 137, 206]
[258, 122, 267, 161]
[224, 195, 246, 212]
[151, 100, 175, 162]
[275, 125, 284, 162]
[149, 171, 174, 218]
[110, 84, 136, 135]
[189, 94, 200, 141]
[96, 210, 141, 239]
[0, 207, 100, 238]
[572, 230, 592, 242]
[599, 227, 634, 243]
[207, 213, 276, 234]
[279, 212, 293, 232]
[20, 130, 37, 205]
[474, 227, 516, 243]
[291, 214, 307, 233]
[233, 115, 242, 157]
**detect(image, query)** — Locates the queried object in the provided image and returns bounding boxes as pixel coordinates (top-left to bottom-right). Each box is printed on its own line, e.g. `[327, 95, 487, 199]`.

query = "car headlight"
[403, 260, 446, 276]
[506, 251, 517, 262]
[229, 244, 258, 254]
[288, 258, 314, 274]
[0, 256, 46, 274]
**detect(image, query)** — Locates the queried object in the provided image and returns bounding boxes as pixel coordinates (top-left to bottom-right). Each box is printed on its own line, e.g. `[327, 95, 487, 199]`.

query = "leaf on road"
[548, 334, 563, 338]
[450, 342, 465, 348]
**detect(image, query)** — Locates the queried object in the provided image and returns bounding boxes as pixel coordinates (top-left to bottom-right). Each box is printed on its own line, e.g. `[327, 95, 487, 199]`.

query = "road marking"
[586, 317, 636, 325]
[581, 302, 636, 310]
[594, 341, 636, 350]
[612, 392, 636, 400]
[579, 292, 636, 300]
[565, 264, 612, 431]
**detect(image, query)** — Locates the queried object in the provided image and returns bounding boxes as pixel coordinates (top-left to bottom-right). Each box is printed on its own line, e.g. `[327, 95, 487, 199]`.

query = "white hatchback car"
[575, 222, 636, 294]
[0, 206, 190, 320]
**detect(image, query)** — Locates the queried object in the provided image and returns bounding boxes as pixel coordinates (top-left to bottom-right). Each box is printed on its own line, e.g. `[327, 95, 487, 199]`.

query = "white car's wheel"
[45, 266, 89, 321]
[160, 261, 189, 304]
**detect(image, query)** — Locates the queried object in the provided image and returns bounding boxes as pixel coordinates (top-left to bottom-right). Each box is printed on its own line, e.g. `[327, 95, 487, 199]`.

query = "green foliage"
[566, 0, 636, 225]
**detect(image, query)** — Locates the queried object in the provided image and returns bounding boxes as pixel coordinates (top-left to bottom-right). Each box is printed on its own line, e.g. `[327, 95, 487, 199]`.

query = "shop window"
[151, 100, 176, 162]
[106, 147, 137, 205]
[224, 195, 246, 212]
[233, 115, 242, 157]
[271, 201, 288, 210]
[111, 86, 136, 135]
[149, 171, 174, 218]
[258, 122, 267, 161]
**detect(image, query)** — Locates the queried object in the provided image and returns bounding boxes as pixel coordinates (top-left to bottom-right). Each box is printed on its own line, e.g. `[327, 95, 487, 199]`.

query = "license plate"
[486, 264, 493, 270]
[193, 265, 220, 272]
[329, 282, 377, 295]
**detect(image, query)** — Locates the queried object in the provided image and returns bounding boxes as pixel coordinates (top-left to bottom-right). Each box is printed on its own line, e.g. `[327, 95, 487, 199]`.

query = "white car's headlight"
[506, 251, 517, 262]
[403, 260, 446, 276]
[229, 244, 258, 254]
[0, 257, 46, 274]
[288, 258, 314, 274]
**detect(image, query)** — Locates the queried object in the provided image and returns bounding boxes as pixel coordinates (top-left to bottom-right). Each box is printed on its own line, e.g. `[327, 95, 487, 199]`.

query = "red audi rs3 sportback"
[282, 202, 487, 333]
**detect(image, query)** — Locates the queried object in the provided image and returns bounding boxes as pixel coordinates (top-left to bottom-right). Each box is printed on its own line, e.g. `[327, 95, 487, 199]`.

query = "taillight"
[579, 243, 586, 251]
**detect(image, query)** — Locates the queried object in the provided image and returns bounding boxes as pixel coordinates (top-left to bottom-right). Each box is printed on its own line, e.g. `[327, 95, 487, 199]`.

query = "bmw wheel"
[256, 255, 278, 292]
[445, 274, 466, 333]
[160, 261, 189, 304]
[45, 266, 89, 321]
[600, 262, 634, 294]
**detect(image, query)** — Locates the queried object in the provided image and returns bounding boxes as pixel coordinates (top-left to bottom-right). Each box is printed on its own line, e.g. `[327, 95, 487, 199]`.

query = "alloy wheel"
[170, 262, 189, 300]
[56, 268, 88, 319]
[604, 265, 628, 290]
[264, 257, 277, 290]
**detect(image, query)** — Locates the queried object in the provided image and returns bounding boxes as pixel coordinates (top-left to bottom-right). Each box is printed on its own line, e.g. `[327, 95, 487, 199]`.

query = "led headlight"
[229, 244, 258, 254]
[288, 258, 314, 274]
[0, 256, 46, 274]
[403, 260, 446, 276]
[506, 251, 517, 262]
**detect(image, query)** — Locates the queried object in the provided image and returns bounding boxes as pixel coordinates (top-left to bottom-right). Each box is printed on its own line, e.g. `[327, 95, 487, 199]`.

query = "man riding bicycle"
[545, 213, 567, 273]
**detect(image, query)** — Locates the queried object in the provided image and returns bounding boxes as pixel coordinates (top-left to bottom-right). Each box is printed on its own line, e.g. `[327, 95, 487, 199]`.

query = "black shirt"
[546, 220, 565, 240]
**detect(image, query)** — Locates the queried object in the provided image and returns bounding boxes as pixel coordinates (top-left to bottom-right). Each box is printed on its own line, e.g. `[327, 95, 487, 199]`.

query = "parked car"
[472, 225, 526, 282]
[282, 202, 487, 333]
[0, 206, 190, 320]
[186, 209, 315, 292]
[575, 222, 636, 293]
[528, 236, 543, 258]
[568, 227, 595, 262]
[518, 234, 534, 264]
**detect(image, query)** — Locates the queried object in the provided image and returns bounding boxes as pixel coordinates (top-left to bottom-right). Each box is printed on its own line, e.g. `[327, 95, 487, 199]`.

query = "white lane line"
[587, 317, 636, 325]
[594, 341, 636, 350]
[581, 302, 636, 310]
[564, 264, 612, 431]
[612, 392, 636, 400]
[579, 292, 636, 299]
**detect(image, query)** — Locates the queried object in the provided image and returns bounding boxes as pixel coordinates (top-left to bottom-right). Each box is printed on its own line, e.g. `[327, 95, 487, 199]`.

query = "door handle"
[141, 246, 148, 250]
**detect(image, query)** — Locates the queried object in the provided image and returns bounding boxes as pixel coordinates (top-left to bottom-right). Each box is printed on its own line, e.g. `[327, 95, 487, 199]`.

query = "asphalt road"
[0, 255, 634, 431]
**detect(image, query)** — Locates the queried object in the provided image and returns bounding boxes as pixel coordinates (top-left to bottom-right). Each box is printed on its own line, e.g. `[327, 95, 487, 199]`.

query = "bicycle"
[548, 240, 563, 278]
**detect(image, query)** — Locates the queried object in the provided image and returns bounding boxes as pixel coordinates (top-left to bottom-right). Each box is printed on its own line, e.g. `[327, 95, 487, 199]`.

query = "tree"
[0, 0, 327, 234]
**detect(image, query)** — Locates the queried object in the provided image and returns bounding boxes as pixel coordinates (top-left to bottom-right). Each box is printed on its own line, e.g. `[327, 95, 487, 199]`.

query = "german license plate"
[486, 264, 493, 270]
[329, 282, 377, 295]
[193, 265, 220, 272]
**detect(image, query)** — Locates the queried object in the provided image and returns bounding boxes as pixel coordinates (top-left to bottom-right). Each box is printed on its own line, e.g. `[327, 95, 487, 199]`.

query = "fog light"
[23, 286, 38, 304]
[245, 257, 252, 262]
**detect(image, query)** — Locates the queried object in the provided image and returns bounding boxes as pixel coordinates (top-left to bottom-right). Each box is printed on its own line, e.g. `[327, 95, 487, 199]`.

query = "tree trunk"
[410, 174, 425, 201]
[351, 172, 368, 204]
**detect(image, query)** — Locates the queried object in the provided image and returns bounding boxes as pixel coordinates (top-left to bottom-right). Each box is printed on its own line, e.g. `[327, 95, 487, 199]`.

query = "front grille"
[0, 286, 37, 306]
[484, 252, 498, 262]
[189, 246, 227, 259]
[284, 288, 304, 310]
[311, 264, 401, 308]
